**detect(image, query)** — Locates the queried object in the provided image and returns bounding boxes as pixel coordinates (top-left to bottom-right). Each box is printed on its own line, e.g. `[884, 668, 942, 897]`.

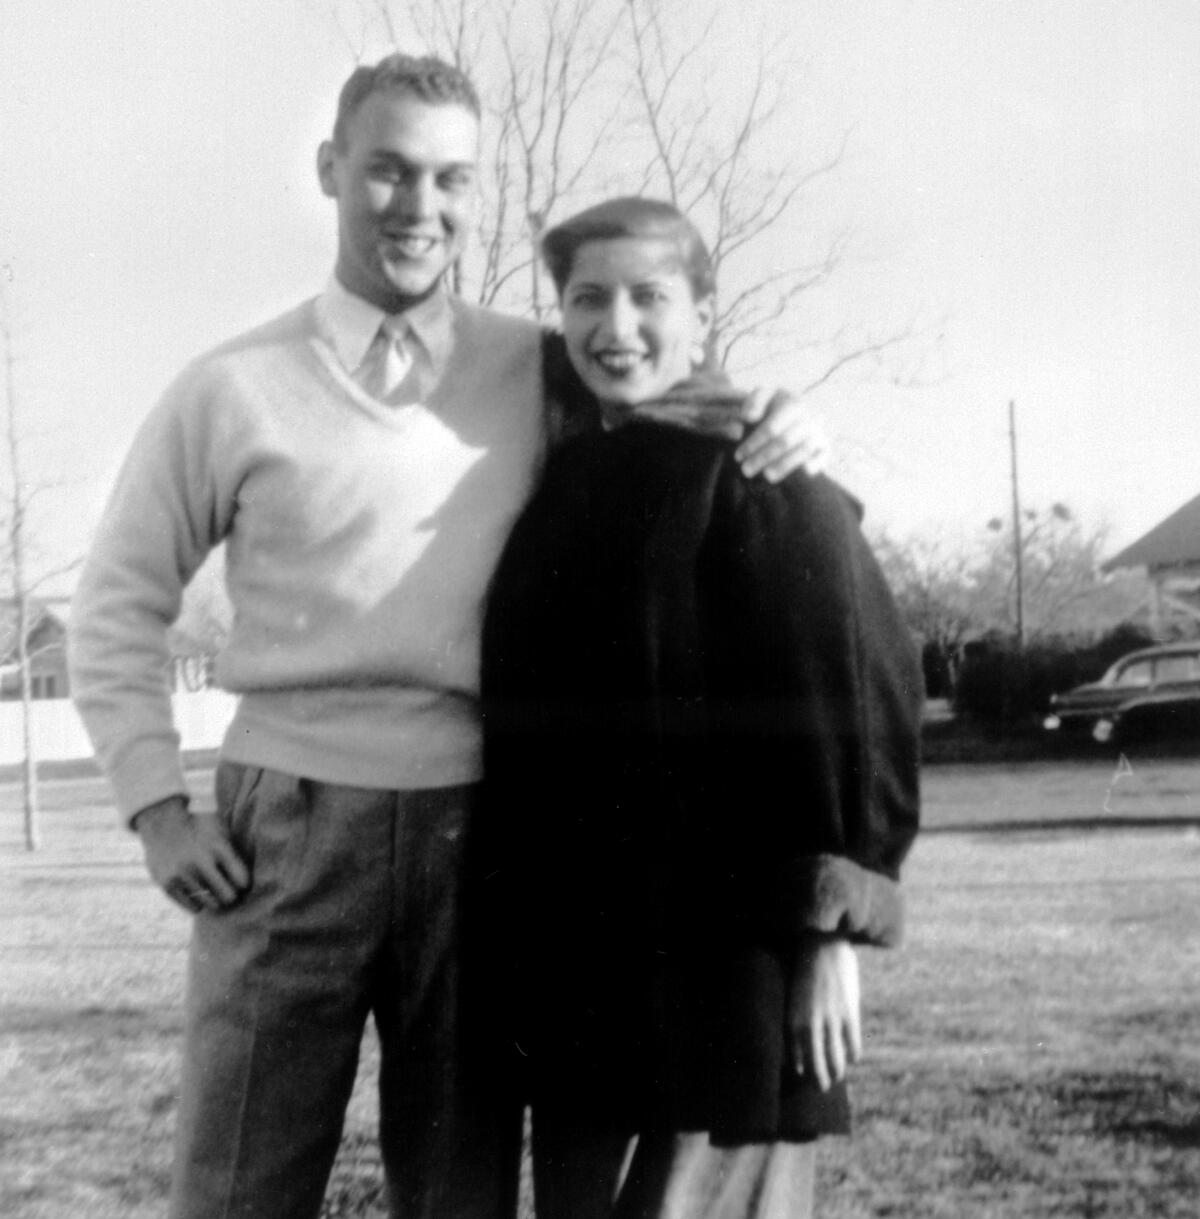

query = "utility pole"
[1009, 399, 1025, 649]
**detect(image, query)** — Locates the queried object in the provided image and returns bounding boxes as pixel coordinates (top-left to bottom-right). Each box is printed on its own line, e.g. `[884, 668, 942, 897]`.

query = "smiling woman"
[476, 196, 922, 1219]
[556, 237, 713, 405]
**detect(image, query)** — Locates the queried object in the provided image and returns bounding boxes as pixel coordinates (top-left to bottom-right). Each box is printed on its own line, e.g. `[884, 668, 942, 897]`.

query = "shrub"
[954, 623, 1161, 726]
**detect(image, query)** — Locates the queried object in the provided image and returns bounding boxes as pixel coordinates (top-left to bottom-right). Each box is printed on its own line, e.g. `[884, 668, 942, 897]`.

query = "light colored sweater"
[68, 289, 545, 820]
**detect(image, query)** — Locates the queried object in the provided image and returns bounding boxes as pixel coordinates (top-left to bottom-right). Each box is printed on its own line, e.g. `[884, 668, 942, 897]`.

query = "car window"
[1112, 660, 1153, 688]
[1154, 654, 1200, 684]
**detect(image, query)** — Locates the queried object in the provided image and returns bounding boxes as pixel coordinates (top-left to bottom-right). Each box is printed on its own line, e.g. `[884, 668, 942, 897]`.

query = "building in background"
[1104, 494, 1200, 637]
[0, 600, 70, 701]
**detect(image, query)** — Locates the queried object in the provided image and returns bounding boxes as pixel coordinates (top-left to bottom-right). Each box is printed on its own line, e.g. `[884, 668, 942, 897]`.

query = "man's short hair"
[332, 54, 482, 147]
[541, 196, 717, 302]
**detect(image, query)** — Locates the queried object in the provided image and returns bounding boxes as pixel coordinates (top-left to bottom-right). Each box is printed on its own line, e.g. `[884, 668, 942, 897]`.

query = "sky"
[3, 0, 1198, 589]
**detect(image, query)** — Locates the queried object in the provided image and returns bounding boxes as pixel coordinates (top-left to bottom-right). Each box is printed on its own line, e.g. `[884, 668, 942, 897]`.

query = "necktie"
[360, 316, 413, 401]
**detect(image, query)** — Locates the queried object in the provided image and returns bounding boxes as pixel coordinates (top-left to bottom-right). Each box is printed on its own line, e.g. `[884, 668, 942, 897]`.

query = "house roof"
[0, 600, 66, 662]
[1104, 492, 1200, 573]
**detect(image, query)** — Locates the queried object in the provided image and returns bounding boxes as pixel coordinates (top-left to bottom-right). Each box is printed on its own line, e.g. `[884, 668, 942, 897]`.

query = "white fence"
[0, 691, 238, 766]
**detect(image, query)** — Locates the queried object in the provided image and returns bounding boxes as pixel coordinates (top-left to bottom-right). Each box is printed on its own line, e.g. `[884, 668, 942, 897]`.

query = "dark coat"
[476, 388, 922, 1145]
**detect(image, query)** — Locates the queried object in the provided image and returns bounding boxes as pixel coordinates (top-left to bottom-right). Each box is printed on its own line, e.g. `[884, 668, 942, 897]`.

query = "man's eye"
[367, 164, 403, 183]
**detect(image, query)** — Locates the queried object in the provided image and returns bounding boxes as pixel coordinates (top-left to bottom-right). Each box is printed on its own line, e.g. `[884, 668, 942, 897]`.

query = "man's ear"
[317, 141, 339, 198]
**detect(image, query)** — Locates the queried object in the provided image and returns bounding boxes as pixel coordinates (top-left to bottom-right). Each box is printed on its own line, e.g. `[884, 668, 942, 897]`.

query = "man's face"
[318, 92, 479, 310]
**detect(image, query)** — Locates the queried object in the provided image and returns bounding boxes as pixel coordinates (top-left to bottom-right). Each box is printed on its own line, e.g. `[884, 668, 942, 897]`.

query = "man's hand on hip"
[134, 795, 251, 914]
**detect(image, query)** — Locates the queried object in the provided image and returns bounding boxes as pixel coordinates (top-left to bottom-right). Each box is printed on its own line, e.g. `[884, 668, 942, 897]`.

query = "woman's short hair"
[332, 54, 481, 148]
[541, 197, 717, 301]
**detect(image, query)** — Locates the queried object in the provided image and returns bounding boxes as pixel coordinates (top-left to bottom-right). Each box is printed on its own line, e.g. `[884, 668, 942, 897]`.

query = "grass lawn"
[2, 759, 1199, 1217]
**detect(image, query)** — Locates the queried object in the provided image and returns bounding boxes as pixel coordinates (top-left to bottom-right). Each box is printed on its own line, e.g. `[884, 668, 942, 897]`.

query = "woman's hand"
[787, 935, 862, 1091]
[735, 389, 830, 482]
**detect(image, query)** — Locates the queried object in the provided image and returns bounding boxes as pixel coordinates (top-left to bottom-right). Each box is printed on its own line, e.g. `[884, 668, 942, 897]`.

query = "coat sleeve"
[700, 468, 922, 947]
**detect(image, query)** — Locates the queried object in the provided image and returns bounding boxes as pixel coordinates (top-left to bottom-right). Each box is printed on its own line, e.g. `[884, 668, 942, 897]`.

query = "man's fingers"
[764, 439, 827, 482]
[154, 838, 250, 912]
[208, 836, 252, 894]
[739, 386, 770, 425]
[733, 420, 780, 469]
[193, 862, 239, 907]
[169, 867, 240, 913]
[192, 839, 252, 907]
[737, 427, 827, 481]
[188, 815, 251, 906]
[166, 876, 206, 914]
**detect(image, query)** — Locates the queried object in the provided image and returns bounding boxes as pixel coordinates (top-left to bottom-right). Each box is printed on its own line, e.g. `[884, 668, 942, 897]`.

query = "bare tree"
[975, 504, 1147, 641]
[1, 272, 79, 850]
[621, 0, 846, 366]
[873, 529, 978, 696]
[873, 507, 1155, 697]
[327, 0, 922, 386]
[345, 0, 623, 315]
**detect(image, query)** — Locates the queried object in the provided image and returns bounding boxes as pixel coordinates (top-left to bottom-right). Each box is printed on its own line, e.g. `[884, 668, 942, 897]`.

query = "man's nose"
[395, 173, 436, 220]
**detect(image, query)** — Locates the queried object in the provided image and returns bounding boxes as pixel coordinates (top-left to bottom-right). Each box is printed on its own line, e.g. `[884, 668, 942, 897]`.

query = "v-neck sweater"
[69, 294, 545, 820]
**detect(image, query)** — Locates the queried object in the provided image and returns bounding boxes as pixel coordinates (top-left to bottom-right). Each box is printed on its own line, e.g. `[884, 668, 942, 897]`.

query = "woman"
[478, 197, 921, 1219]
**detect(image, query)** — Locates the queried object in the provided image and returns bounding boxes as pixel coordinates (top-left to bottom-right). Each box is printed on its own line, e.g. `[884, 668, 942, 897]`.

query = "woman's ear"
[691, 295, 716, 366]
[695, 294, 716, 341]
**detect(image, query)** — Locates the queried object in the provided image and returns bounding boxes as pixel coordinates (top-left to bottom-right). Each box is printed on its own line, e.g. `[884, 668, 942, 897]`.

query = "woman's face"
[560, 238, 714, 405]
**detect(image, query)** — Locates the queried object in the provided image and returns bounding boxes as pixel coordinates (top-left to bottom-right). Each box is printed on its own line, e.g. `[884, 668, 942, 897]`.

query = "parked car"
[1043, 642, 1200, 744]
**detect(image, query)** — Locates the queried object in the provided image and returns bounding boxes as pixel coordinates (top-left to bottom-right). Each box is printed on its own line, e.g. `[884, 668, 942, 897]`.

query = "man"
[68, 54, 824, 1219]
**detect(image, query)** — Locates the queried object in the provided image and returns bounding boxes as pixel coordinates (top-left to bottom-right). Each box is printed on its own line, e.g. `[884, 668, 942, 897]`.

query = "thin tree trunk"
[19, 658, 40, 852]
[2, 281, 41, 850]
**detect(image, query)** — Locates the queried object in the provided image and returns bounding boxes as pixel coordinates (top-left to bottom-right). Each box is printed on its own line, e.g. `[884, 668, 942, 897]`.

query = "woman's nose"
[603, 294, 638, 340]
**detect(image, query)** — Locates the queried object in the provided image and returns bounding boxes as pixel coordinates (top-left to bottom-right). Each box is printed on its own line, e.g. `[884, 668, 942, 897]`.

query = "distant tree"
[974, 504, 1148, 641]
[619, 0, 861, 369]
[874, 507, 1154, 698]
[873, 530, 977, 696]
[1, 272, 79, 850]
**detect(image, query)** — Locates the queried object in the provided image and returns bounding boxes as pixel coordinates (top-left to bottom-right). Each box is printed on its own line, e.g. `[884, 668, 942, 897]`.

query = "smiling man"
[319, 76, 480, 310]
[68, 54, 823, 1219]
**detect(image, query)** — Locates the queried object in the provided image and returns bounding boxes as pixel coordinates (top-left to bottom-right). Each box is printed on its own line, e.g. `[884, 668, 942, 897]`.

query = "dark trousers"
[168, 764, 520, 1219]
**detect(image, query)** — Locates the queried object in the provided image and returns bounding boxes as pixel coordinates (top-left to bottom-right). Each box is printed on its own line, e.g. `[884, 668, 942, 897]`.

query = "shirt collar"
[315, 276, 454, 377]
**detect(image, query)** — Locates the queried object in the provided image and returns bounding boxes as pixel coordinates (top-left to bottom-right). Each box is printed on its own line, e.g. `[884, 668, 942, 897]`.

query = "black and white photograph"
[2, 2, 1198, 1216]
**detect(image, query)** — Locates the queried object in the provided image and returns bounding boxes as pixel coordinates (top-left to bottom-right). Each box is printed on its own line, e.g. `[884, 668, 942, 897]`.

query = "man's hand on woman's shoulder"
[735, 388, 830, 482]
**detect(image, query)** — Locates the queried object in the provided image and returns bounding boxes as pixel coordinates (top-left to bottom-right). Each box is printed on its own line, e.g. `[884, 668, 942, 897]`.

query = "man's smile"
[380, 232, 442, 258]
